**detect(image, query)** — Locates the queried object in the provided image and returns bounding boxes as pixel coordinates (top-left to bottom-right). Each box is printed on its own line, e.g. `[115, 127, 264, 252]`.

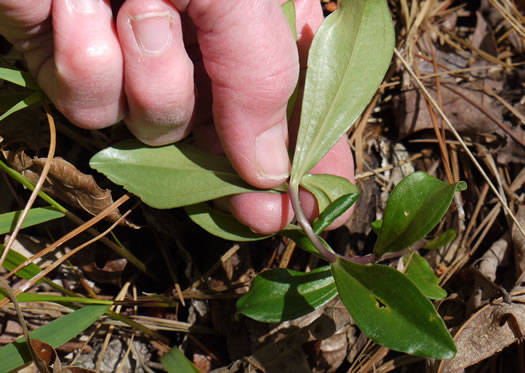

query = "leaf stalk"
[288, 184, 337, 263]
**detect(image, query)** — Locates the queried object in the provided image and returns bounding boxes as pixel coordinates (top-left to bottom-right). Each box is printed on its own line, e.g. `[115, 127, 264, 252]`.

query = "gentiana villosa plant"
[89, 0, 464, 360]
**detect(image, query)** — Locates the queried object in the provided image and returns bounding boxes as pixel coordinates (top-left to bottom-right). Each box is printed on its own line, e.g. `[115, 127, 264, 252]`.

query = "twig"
[394, 48, 525, 238]
[0, 98, 55, 269]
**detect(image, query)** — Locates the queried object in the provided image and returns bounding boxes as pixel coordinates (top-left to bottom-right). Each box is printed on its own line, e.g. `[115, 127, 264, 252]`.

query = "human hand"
[0, 0, 354, 234]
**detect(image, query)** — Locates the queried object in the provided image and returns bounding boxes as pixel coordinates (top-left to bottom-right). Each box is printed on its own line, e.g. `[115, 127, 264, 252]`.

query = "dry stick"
[187, 244, 241, 291]
[96, 281, 131, 371]
[394, 48, 525, 239]
[441, 28, 513, 69]
[0, 99, 56, 269]
[489, 0, 525, 38]
[441, 83, 525, 147]
[0, 196, 132, 309]
[2, 194, 130, 281]
[428, 34, 454, 184]
[461, 183, 489, 248]
[279, 240, 296, 269]
[354, 151, 427, 181]
[153, 231, 185, 306]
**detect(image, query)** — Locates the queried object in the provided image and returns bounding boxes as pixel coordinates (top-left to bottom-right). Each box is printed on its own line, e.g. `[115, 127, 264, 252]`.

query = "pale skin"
[0, 0, 354, 234]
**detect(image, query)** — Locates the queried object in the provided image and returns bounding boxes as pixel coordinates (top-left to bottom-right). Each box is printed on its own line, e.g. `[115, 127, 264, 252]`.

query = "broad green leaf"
[404, 252, 447, 300]
[290, 0, 394, 184]
[0, 244, 42, 282]
[280, 225, 334, 256]
[0, 304, 109, 372]
[0, 67, 38, 89]
[237, 266, 337, 323]
[300, 174, 359, 213]
[424, 229, 457, 250]
[312, 192, 359, 233]
[374, 172, 467, 258]
[0, 91, 41, 121]
[184, 203, 270, 241]
[161, 346, 200, 373]
[90, 140, 258, 208]
[0, 206, 64, 235]
[331, 258, 455, 359]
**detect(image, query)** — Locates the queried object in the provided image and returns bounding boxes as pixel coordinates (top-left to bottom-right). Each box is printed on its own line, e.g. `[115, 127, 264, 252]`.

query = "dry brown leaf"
[512, 206, 525, 275]
[437, 299, 525, 373]
[5, 149, 133, 226]
[81, 257, 128, 286]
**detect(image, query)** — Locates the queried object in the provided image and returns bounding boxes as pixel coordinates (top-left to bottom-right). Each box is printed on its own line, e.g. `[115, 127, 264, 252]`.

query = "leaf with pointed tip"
[331, 258, 456, 359]
[237, 266, 337, 323]
[312, 192, 359, 233]
[374, 172, 467, 258]
[404, 252, 447, 300]
[0, 67, 38, 89]
[90, 140, 258, 208]
[0, 91, 41, 121]
[300, 174, 359, 213]
[184, 203, 270, 241]
[290, 0, 394, 184]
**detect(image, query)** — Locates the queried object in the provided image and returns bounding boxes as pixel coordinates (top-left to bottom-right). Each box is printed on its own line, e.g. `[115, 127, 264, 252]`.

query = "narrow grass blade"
[0, 305, 109, 372]
[0, 206, 64, 235]
[0, 67, 38, 89]
[0, 91, 41, 121]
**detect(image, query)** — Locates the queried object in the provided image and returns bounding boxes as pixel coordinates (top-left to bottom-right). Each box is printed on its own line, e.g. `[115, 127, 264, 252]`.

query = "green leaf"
[374, 172, 467, 258]
[404, 252, 447, 300]
[279, 225, 333, 256]
[331, 258, 455, 359]
[371, 219, 382, 235]
[0, 244, 43, 282]
[11, 292, 113, 305]
[0, 160, 67, 213]
[161, 346, 200, 373]
[0, 206, 64, 235]
[90, 140, 258, 208]
[424, 229, 457, 250]
[0, 67, 38, 89]
[184, 203, 270, 241]
[290, 0, 394, 184]
[0, 304, 110, 372]
[300, 174, 359, 213]
[281, 0, 297, 40]
[0, 91, 41, 121]
[312, 192, 359, 233]
[282, 0, 299, 121]
[237, 266, 337, 323]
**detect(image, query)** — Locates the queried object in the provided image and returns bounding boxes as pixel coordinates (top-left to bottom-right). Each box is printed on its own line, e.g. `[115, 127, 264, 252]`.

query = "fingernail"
[130, 12, 172, 54]
[69, 0, 98, 12]
[255, 123, 290, 181]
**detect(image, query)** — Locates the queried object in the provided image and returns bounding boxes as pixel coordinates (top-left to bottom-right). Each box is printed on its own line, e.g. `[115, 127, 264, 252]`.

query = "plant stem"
[335, 248, 409, 265]
[288, 184, 337, 263]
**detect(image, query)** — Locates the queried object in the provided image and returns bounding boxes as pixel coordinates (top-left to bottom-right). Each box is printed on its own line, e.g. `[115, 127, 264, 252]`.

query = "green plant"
[88, 0, 463, 360]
